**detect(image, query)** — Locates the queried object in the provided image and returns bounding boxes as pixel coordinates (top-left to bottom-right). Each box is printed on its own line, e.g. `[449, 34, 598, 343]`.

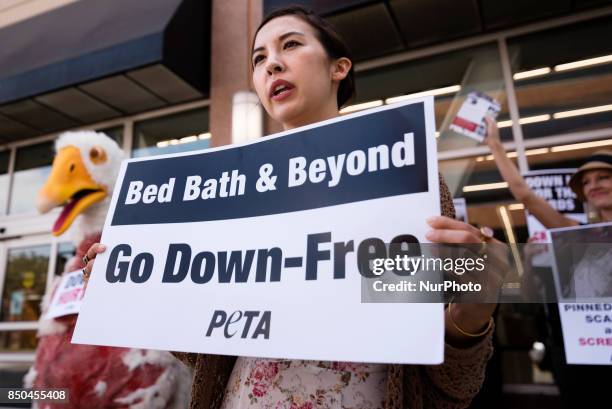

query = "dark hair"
[252, 6, 355, 108]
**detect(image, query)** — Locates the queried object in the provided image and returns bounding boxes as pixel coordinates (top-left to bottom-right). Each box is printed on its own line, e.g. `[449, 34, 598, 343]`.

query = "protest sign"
[73, 97, 445, 364]
[549, 222, 612, 365]
[449, 91, 500, 142]
[46, 270, 85, 319]
[523, 169, 587, 267]
[524, 168, 586, 242]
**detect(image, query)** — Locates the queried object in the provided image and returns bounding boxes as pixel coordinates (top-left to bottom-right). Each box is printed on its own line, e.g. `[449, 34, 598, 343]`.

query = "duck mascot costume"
[26, 131, 191, 409]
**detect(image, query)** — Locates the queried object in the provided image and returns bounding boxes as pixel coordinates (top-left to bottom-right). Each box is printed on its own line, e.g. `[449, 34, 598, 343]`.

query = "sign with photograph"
[549, 222, 612, 365]
[73, 98, 445, 364]
[46, 270, 85, 319]
[449, 91, 500, 142]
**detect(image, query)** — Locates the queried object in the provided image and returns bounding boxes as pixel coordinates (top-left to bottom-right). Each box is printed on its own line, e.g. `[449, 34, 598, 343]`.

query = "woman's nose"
[265, 55, 285, 75]
[585, 181, 597, 192]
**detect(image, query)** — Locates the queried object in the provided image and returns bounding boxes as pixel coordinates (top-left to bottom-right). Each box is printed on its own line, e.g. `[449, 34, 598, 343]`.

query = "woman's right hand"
[82, 243, 106, 291]
[483, 115, 502, 149]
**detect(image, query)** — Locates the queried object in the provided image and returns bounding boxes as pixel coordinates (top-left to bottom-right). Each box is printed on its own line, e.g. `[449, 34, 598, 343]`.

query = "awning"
[0, 0, 211, 143]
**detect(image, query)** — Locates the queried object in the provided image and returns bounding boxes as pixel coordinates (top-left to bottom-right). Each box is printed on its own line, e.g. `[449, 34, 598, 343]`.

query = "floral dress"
[221, 357, 388, 409]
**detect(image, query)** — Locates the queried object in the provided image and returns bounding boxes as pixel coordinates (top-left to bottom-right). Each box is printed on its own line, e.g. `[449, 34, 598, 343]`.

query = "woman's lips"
[271, 86, 295, 101]
[588, 190, 608, 199]
[269, 79, 296, 102]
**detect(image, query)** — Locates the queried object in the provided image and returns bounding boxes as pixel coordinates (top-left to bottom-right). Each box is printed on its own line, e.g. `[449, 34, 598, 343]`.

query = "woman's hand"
[82, 243, 106, 292]
[483, 115, 502, 150]
[426, 216, 507, 347]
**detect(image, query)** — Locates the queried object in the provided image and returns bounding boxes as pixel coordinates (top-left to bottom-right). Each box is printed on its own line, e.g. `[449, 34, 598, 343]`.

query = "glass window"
[9, 141, 54, 215]
[0, 150, 9, 214]
[439, 156, 529, 243]
[132, 108, 210, 158]
[508, 15, 612, 139]
[0, 245, 50, 322]
[0, 330, 37, 352]
[352, 43, 524, 243]
[0, 363, 31, 387]
[55, 242, 76, 276]
[98, 125, 124, 148]
[352, 43, 512, 152]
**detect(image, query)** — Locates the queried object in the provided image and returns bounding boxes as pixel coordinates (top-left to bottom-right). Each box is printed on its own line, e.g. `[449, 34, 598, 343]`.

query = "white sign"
[557, 303, 612, 365]
[46, 270, 85, 319]
[449, 91, 500, 142]
[73, 98, 445, 364]
[549, 223, 612, 365]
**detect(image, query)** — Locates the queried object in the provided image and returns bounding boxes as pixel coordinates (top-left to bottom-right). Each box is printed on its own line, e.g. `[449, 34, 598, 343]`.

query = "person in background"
[484, 117, 612, 226]
[484, 117, 612, 409]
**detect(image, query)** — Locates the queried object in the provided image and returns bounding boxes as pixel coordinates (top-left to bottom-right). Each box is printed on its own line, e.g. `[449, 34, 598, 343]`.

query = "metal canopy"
[0, 0, 211, 144]
[264, 0, 612, 61]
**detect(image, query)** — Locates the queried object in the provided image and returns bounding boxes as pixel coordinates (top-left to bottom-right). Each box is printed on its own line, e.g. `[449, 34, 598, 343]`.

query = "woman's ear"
[331, 57, 352, 82]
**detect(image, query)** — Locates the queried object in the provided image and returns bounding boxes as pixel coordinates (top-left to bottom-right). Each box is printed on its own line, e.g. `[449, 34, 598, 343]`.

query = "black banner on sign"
[111, 102, 429, 226]
[524, 169, 585, 215]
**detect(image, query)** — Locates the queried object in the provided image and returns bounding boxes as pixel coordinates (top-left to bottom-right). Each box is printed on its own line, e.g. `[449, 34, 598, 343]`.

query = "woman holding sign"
[84, 6, 504, 409]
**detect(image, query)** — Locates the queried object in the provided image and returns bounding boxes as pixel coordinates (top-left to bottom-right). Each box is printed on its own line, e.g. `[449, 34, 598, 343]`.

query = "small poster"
[449, 91, 500, 142]
[46, 270, 85, 319]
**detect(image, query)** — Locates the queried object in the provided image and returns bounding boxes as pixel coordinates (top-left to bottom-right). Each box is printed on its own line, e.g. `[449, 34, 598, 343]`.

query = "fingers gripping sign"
[425, 216, 483, 244]
[82, 243, 107, 291]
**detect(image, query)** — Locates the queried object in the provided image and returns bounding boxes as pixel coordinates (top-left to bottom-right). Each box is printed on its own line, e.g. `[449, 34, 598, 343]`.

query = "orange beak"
[37, 146, 106, 236]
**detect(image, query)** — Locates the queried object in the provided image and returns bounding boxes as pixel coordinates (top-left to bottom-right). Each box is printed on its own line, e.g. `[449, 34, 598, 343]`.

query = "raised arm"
[484, 117, 577, 229]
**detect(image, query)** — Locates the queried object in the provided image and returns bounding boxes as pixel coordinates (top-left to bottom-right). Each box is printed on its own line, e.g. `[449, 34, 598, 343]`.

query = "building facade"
[0, 0, 611, 405]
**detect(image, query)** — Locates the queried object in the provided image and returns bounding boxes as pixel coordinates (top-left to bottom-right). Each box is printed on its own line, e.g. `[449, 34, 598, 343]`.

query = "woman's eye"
[284, 40, 300, 49]
[253, 55, 264, 66]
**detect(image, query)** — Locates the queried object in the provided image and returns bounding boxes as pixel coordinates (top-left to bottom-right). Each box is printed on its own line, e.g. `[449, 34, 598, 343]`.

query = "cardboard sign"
[549, 223, 612, 365]
[46, 270, 85, 319]
[73, 98, 445, 364]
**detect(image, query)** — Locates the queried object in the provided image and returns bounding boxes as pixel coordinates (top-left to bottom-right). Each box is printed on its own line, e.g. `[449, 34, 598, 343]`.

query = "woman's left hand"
[426, 216, 507, 347]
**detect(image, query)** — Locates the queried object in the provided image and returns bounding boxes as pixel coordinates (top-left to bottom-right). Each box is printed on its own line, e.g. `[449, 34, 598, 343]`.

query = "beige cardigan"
[171, 175, 494, 409]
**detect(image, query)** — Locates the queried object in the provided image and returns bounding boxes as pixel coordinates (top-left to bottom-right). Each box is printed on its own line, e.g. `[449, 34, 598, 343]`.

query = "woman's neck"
[282, 100, 340, 130]
[600, 208, 612, 222]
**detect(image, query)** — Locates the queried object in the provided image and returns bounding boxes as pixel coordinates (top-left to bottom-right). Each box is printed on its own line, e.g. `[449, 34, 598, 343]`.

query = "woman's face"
[252, 16, 345, 128]
[582, 169, 612, 210]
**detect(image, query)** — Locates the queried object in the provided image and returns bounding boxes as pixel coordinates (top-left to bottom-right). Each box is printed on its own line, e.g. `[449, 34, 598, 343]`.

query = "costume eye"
[89, 146, 107, 165]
